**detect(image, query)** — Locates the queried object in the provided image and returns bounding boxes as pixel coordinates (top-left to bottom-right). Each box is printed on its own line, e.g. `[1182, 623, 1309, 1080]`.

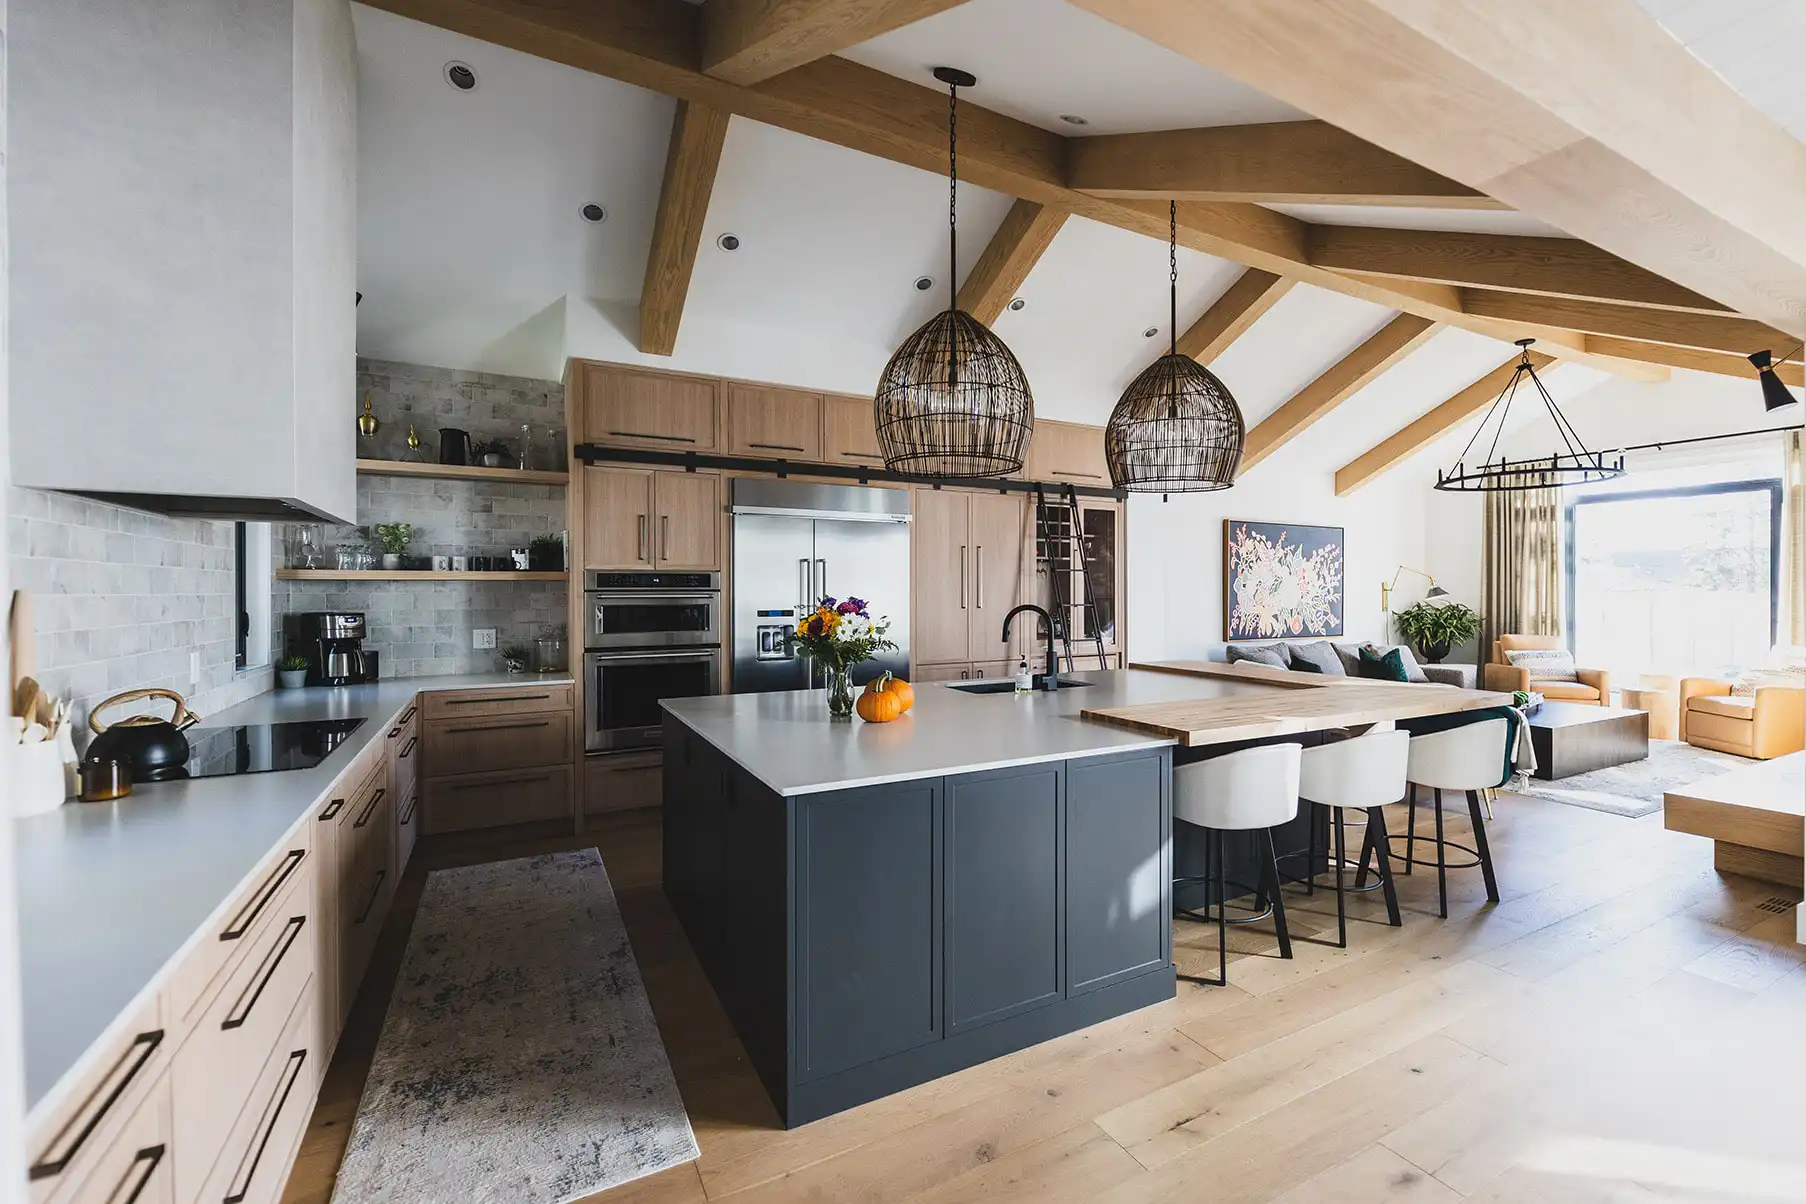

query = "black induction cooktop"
[143, 718, 368, 781]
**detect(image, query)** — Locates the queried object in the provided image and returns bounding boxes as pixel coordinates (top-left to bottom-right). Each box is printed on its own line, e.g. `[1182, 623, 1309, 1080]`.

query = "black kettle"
[438, 427, 471, 466]
[86, 688, 202, 782]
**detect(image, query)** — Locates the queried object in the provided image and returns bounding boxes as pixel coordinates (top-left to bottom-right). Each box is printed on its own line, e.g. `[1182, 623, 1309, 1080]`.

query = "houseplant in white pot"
[373, 522, 412, 571]
[277, 654, 310, 689]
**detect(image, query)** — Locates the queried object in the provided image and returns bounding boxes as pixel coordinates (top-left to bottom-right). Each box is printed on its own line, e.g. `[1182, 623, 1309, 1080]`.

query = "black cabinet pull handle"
[398, 790, 418, 826]
[449, 773, 550, 790]
[748, 442, 806, 453]
[444, 719, 551, 735]
[354, 871, 388, 924]
[115, 1143, 165, 1204]
[318, 797, 345, 821]
[220, 849, 305, 941]
[27, 1030, 164, 1181]
[399, 735, 418, 759]
[222, 1048, 308, 1204]
[838, 451, 884, 460]
[607, 430, 696, 443]
[353, 788, 386, 829]
[221, 916, 306, 1031]
[387, 704, 417, 737]
[442, 693, 552, 705]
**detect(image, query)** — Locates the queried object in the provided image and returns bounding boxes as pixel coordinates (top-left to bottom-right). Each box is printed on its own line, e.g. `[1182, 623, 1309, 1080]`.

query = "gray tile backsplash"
[276, 579, 567, 678]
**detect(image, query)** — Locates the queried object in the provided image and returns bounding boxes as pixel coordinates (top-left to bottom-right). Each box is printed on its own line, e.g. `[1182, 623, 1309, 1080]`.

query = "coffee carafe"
[287, 612, 373, 686]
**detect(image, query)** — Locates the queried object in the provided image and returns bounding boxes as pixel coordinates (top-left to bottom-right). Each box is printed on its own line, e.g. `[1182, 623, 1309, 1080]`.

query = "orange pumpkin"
[855, 674, 906, 723]
[878, 674, 915, 712]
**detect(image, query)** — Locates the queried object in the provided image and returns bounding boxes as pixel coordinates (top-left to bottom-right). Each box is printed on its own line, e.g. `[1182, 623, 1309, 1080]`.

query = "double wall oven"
[583, 571, 721, 751]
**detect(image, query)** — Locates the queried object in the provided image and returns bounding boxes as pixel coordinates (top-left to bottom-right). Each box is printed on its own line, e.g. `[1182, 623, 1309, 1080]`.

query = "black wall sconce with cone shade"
[1749, 347, 1803, 412]
[1104, 202, 1246, 495]
[874, 67, 1033, 479]
[1434, 339, 1625, 492]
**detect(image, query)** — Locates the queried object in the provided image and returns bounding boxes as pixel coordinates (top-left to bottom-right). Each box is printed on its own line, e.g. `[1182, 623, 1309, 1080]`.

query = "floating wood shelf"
[355, 458, 569, 487]
[275, 569, 568, 582]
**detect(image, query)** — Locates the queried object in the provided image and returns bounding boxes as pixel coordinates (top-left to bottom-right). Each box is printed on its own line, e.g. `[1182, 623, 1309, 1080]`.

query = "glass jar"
[533, 634, 566, 673]
[538, 426, 567, 472]
[823, 665, 855, 719]
[518, 424, 534, 471]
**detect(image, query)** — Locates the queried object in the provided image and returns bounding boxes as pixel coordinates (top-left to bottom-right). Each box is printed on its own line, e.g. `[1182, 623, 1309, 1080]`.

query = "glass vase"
[823, 665, 855, 719]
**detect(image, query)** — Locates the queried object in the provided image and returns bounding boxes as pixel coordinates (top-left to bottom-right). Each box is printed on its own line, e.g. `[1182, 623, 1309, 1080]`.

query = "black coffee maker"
[287, 612, 376, 685]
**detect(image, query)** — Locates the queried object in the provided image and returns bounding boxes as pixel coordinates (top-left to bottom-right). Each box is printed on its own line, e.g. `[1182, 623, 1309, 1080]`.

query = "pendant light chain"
[1168, 201, 1178, 359]
[947, 78, 958, 314]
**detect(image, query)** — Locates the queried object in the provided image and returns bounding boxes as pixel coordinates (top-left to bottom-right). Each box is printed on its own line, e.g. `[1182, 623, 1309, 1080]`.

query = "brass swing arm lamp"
[1380, 565, 1447, 614]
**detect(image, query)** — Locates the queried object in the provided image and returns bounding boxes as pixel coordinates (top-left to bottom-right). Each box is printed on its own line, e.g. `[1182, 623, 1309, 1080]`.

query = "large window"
[1566, 480, 1781, 678]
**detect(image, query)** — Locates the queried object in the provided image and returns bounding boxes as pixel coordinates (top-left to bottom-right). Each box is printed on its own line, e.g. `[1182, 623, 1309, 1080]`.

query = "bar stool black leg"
[1466, 789, 1501, 903]
[1354, 819, 1375, 891]
[1404, 787, 1419, 876]
[1259, 830, 1293, 959]
[1215, 828, 1229, 985]
[1365, 805, 1402, 927]
[1332, 807, 1348, 948]
[1432, 787, 1449, 919]
[1303, 802, 1318, 895]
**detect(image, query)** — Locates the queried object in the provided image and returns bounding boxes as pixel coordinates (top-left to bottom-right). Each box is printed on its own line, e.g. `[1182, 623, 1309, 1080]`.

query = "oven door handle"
[584, 649, 720, 664]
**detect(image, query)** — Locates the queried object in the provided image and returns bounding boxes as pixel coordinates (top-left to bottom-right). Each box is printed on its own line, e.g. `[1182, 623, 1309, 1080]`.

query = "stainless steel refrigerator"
[730, 479, 911, 693]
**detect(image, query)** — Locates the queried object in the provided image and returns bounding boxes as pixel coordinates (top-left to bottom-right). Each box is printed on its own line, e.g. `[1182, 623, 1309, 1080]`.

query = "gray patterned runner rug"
[332, 850, 699, 1203]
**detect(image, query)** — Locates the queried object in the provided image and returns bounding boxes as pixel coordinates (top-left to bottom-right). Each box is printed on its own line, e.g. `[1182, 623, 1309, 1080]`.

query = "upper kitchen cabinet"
[10, 0, 358, 522]
[578, 362, 723, 453]
[1024, 421, 1111, 488]
[727, 384, 823, 461]
[821, 395, 885, 466]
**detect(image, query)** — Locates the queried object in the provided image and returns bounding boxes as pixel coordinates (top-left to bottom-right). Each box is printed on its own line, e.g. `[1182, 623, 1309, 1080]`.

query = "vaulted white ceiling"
[1638, 0, 1806, 144]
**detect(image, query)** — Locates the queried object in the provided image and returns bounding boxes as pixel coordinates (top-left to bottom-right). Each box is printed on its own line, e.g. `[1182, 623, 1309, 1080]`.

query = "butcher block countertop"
[1080, 660, 1512, 746]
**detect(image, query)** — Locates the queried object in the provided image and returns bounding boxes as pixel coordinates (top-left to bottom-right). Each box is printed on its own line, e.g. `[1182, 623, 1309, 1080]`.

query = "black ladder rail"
[1063, 483, 1113, 671]
[1031, 484, 1073, 672]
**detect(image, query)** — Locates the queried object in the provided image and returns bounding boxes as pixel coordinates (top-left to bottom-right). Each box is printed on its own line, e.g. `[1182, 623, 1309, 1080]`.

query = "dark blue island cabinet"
[663, 719, 1176, 1127]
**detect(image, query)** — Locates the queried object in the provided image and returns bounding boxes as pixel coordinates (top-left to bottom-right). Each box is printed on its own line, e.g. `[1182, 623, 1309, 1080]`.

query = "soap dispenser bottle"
[1014, 657, 1034, 694]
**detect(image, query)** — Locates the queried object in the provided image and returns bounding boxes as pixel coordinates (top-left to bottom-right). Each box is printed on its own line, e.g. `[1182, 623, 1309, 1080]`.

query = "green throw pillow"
[1358, 646, 1412, 682]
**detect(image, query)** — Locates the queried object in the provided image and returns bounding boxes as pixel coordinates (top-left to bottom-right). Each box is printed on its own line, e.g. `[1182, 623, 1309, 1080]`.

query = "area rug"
[1516, 740, 1752, 817]
[331, 850, 699, 1204]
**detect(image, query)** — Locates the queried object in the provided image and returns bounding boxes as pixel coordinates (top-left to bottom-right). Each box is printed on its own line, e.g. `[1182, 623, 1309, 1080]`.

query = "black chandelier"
[1434, 339, 1625, 492]
[874, 67, 1033, 478]
[1104, 202, 1245, 493]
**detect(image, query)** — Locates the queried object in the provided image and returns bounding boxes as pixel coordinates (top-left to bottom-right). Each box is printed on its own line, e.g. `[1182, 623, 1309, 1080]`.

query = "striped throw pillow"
[1503, 647, 1578, 682]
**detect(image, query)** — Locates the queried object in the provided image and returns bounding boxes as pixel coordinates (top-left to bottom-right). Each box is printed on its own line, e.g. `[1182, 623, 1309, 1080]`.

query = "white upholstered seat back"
[1174, 743, 1302, 831]
[1299, 730, 1410, 810]
[1405, 719, 1510, 791]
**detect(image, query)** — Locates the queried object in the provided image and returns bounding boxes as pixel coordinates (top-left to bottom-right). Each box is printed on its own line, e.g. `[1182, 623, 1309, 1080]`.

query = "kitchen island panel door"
[945, 764, 1064, 1034]
[795, 781, 942, 1082]
[1067, 751, 1172, 996]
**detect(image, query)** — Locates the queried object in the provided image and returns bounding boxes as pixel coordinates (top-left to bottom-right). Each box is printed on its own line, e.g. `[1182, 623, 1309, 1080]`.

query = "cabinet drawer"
[397, 781, 420, 873]
[167, 825, 312, 1031]
[420, 684, 573, 721]
[727, 383, 823, 460]
[425, 711, 574, 778]
[1025, 419, 1109, 484]
[193, 995, 317, 1204]
[424, 765, 574, 835]
[171, 856, 314, 1204]
[27, 994, 167, 1204]
[584, 751, 661, 817]
[387, 699, 420, 803]
[821, 395, 883, 465]
[582, 363, 721, 451]
[48, 1075, 171, 1204]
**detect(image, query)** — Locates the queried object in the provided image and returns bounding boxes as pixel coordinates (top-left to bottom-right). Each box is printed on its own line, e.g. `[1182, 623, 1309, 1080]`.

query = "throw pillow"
[1503, 647, 1578, 682]
[1364, 643, 1429, 683]
[1333, 643, 1365, 676]
[1358, 646, 1412, 683]
[1227, 643, 1290, 670]
[1289, 641, 1346, 676]
[1731, 667, 1806, 697]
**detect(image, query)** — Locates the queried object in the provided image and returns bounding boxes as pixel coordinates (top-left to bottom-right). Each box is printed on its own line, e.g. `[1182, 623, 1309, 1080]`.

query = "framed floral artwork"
[1223, 519, 1345, 641]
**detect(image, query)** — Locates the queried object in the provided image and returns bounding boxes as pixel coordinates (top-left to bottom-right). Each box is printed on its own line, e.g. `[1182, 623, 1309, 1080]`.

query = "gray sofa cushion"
[1289, 641, 1346, 675]
[1333, 643, 1366, 676]
[1226, 643, 1290, 670]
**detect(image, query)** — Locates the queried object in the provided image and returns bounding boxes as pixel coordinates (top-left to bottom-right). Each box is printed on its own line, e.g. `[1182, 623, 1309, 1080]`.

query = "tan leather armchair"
[1482, 634, 1612, 704]
[1679, 677, 1806, 759]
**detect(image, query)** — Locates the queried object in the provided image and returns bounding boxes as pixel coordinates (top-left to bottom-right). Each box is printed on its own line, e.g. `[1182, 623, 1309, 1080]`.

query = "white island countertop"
[14, 671, 573, 1115]
[661, 668, 1290, 796]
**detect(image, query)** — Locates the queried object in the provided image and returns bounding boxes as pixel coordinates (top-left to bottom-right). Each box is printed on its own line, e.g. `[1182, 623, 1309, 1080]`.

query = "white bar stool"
[1399, 718, 1506, 918]
[1296, 729, 1409, 947]
[1173, 743, 1302, 987]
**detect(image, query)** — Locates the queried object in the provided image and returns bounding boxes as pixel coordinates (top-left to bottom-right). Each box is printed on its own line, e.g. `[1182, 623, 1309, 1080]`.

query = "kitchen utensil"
[13, 676, 42, 725]
[87, 688, 202, 780]
[10, 590, 36, 699]
[78, 758, 132, 803]
[438, 427, 471, 466]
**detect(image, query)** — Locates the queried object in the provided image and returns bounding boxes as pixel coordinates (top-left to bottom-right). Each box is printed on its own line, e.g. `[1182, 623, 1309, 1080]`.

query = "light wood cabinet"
[53, 1077, 172, 1204]
[420, 683, 573, 721]
[911, 487, 1031, 671]
[424, 711, 574, 779]
[653, 470, 721, 569]
[727, 384, 822, 460]
[26, 993, 167, 1204]
[821, 395, 884, 465]
[969, 492, 1030, 664]
[1025, 419, 1110, 486]
[914, 662, 971, 683]
[387, 700, 420, 882]
[189, 994, 318, 1204]
[585, 751, 663, 817]
[580, 363, 721, 451]
[422, 687, 577, 834]
[424, 765, 575, 835]
[582, 467, 720, 570]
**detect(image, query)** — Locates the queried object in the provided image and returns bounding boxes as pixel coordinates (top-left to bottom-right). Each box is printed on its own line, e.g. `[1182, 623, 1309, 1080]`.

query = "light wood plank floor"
[281, 791, 1806, 1204]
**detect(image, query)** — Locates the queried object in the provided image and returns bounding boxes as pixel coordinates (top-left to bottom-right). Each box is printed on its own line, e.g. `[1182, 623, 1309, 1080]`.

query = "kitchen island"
[661, 666, 1507, 1126]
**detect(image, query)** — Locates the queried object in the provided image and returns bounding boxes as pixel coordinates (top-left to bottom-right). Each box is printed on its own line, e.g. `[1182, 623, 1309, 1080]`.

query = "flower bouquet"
[788, 596, 896, 718]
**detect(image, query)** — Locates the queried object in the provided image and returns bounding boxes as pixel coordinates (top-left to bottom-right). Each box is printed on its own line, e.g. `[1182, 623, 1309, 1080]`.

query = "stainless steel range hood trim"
[728, 478, 912, 523]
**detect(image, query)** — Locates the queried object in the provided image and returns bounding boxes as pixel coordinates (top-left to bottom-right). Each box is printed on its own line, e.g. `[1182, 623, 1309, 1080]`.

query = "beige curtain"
[1481, 486, 1564, 656]
[1783, 429, 1805, 647]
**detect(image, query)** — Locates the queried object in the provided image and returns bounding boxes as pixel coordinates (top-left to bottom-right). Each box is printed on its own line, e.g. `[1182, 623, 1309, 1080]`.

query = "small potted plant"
[277, 654, 310, 689]
[1392, 599, 1481, 665]
[499, 644, 530, 674]
[473, 438, 511, 468]
[373, 522, 413, 570]
[529, 533, 565, 573]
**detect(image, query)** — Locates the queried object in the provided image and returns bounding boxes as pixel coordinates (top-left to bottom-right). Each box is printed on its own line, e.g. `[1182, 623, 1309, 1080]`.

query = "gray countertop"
[14, 671, 573, 1117]
[661, 668, 1288, 796]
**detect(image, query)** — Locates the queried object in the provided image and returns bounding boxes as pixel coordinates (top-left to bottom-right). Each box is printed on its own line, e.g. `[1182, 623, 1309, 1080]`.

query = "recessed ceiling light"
[444, 61, 477, 91]
[1143, 326, 1159, 338]
[1008, 298, 1026, 312]
[1059, 114, 1089, 126]
[915, 276, 934, 291]
[579, 203, 607, 224]
[716, 233, 740, 251]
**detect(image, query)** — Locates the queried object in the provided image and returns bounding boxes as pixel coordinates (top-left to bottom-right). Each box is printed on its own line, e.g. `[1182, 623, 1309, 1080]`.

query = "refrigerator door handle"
[815, 558, 827, 603]
[798, 558, 811, 614]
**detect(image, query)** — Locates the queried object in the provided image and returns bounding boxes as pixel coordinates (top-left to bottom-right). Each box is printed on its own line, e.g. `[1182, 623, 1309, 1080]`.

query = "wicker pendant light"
[1105, 202, 1245, 493]
[874, 68, 1033, 479]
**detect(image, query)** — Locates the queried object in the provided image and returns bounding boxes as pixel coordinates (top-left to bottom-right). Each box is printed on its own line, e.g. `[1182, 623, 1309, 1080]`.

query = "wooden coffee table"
[1525, 702, 1650, 779]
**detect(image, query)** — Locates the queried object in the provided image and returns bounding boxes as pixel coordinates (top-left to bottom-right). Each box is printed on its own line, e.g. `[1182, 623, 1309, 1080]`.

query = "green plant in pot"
[373, 522, 412, 570]
[499, 644, 531, 674]
[1392, 600, 1481, 665]
[276, 654, 311, 689]
[529, 533, 564, 573]
[473, 438, 511, 468]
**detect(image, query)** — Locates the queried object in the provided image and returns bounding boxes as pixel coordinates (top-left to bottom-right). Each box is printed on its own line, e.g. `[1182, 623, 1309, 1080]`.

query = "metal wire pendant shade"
[875, 67, 1032, 479]
[1105, 203, 1245, 492]
[1434, 339, 1625, 492]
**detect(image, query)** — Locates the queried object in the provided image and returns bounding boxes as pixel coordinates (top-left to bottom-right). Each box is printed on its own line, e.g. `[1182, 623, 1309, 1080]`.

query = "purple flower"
[836, 600, 860, 615]
[818, 595, 837, 610]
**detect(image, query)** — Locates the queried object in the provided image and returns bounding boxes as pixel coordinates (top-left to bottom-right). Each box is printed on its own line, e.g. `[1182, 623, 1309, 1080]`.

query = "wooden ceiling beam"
[1334, 350, 1554, 495]
[640, 100, 732, 355]
[1063, 0, 1806, 339]
[702, 0, 972, 87]
[1175, 268, 1293, 362]
[956, 199, 1067, 326]
[1460, 289, 1797, 360]
[1307, 226, 1730, 315]
[1583, 336, 1805, 388]
[1240, 313, 1440, 474]
[1068, 120, 1502, 208]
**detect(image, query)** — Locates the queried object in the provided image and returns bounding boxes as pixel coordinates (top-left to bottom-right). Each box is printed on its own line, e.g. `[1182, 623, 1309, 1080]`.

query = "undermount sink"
[949, 677, 1093, 695]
